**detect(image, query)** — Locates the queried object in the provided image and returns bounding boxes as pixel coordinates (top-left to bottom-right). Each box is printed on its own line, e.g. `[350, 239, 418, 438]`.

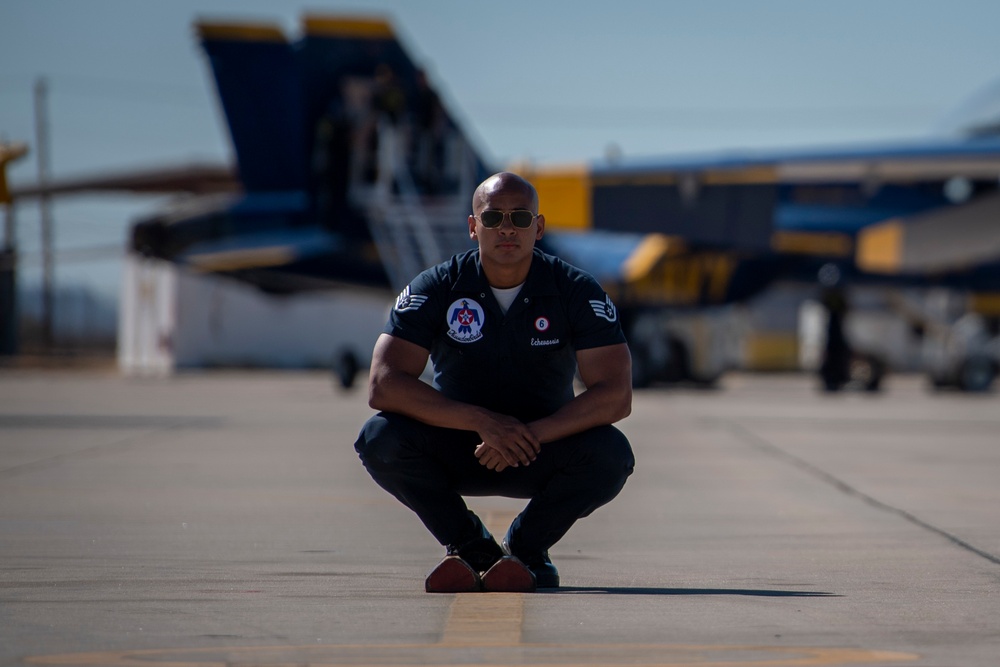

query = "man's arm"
[368, 333, 540, 466]
[529, 342, 632, 443]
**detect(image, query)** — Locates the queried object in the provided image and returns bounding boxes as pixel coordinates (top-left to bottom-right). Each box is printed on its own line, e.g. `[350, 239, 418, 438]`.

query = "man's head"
[471, 172, 538, 216]
[468, 172, 545, 287]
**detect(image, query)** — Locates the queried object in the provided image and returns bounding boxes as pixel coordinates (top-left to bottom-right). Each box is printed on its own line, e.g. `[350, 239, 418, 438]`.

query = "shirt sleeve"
[384, 269, 443, 351]
[568, 271, 628, 351]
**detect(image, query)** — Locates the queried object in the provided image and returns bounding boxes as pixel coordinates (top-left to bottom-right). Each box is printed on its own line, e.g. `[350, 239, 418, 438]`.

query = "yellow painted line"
[483, 509, 520, 536]
[440, 593, 524, 645]
[25, 643, 920, 666]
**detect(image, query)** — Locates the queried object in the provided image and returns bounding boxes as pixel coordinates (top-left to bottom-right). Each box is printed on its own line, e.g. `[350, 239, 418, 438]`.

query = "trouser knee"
[354, 412, 421, 477]
[571, 425, 635, 494]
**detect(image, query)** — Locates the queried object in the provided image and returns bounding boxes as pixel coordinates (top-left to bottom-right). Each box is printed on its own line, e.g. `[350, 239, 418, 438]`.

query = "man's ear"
[535, 214, 545, 240]
[468, 214, 478, 240]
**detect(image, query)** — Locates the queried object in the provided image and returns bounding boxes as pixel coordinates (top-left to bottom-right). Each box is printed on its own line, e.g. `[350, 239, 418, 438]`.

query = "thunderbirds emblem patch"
[447, 298, 484, 343]
[589, 294, 618, 322]
[394, 285, 427, 312]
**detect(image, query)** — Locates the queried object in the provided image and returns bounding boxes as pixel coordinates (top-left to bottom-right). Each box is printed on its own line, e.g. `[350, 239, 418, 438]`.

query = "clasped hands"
[474, 413, 540, 472]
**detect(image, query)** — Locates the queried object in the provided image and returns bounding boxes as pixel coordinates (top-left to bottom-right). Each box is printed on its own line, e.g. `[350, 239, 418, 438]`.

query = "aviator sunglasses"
[476, 209, 537, 229]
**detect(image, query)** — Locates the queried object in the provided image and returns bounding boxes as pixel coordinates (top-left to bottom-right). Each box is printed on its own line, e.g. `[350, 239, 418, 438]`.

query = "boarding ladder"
[359, 123, 478, 292]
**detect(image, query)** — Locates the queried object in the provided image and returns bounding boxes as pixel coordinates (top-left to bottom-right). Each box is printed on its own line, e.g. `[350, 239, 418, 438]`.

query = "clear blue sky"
[2, 0, 1000, 307]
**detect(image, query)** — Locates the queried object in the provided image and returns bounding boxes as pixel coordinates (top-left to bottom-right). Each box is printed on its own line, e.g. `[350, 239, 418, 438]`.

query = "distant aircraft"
[520, 134, 1000, 389]
[11, 14, 1000, 390]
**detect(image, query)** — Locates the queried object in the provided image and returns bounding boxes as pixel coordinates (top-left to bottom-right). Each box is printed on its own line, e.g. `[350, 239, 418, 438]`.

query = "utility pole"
[34, 77, 54, 350]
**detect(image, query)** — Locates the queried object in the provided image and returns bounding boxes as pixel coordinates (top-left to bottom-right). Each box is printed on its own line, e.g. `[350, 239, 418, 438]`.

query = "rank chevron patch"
[589, 294, 618, 322]
[395, 285, 428, 312]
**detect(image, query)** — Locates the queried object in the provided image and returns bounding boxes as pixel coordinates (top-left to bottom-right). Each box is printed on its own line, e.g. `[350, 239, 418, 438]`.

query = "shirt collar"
[453, 249, 559, 296]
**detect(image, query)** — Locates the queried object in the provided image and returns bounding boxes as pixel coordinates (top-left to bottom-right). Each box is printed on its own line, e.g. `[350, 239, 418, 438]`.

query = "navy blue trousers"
[354, 412, 635, 555]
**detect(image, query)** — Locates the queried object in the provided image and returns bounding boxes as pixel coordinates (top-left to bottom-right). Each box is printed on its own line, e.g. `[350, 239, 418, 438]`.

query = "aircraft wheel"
[957, 355, 996, 393]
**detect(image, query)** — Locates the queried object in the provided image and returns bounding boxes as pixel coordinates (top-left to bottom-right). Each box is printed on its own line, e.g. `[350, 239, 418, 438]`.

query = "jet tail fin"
[197, 21, 306, 192]
[197, 15, 490, 198]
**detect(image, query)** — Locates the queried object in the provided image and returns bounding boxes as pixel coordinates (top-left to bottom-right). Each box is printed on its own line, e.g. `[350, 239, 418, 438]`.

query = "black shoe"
[501, 538, 559, 588]
[447, 529, 503, 574]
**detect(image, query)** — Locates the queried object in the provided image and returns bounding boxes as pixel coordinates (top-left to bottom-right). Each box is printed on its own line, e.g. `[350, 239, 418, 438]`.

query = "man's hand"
[474, 414, 540, 471]
[474, 444, 510, 472]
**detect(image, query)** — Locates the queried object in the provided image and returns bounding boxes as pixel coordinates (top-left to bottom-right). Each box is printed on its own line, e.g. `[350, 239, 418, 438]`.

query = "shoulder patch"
[395, 285, 428, 312]
[589, 294, 618, 323]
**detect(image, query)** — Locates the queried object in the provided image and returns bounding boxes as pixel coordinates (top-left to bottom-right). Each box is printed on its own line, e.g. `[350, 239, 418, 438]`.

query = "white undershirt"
[490, 283, 524, 314]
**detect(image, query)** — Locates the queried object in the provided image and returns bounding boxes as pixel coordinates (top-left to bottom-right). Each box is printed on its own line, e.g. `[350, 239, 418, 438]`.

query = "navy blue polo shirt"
[386, 248, 626, 421]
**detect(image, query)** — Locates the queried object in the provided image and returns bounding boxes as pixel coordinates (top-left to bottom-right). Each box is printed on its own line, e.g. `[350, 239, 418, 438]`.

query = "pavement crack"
[717, 418, 1000, 568]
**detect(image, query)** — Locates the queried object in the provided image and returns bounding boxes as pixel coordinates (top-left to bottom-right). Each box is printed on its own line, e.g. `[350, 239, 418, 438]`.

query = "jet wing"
[540, 230, 795, 307]
[10, 162, 239, 199]
[857, 192, 1000, 275]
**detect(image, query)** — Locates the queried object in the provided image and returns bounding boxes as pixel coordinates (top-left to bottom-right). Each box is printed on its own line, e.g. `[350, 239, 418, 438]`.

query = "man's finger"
[510, 436, 538, 463]
[486, 453, 508, 471]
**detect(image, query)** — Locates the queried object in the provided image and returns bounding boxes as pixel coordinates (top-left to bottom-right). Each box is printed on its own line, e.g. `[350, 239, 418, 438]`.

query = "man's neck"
[482, 261, 531, 289]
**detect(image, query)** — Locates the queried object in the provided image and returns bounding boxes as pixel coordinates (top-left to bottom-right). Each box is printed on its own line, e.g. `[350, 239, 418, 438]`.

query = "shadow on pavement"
[545, 586, 839, 597]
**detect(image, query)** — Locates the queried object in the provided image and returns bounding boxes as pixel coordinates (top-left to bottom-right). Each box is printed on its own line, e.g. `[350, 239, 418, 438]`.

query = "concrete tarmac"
[1, 369, 998, 666]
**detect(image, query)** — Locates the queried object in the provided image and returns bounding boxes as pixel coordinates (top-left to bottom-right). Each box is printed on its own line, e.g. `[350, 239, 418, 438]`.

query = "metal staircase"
[356, 123, 478, 292]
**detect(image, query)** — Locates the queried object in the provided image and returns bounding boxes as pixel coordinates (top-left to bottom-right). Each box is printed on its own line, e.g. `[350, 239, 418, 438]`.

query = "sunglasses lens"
[511, 211, 535, 227]
[479, 210, 535, 228]
[480, 210, 503, 227]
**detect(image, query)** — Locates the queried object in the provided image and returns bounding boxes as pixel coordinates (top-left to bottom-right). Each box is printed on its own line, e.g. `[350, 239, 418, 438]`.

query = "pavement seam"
[0, 423, 190, 479]
[717, 418, 1000, 568]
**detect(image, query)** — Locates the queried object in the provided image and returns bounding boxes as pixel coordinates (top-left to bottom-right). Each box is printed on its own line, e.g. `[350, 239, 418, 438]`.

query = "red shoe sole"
[481, 557, 536, 593]
[425, 556, 481, 593]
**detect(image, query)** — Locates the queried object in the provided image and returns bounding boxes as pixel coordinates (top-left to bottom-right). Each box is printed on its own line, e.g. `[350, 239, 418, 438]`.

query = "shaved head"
[472, 172, 538, 215]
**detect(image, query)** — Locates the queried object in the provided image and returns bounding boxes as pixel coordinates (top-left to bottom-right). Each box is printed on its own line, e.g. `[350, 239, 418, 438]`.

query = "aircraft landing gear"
[332, 349, 361, 390]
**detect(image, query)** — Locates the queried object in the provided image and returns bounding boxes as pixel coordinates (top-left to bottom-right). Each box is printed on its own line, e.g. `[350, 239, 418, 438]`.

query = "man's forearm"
[369, 369, 488, 432]
[527, 380, 631, 444]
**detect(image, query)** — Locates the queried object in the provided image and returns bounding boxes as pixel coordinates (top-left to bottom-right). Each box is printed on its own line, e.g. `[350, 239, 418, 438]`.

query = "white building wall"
[118, 254, 390, 376]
